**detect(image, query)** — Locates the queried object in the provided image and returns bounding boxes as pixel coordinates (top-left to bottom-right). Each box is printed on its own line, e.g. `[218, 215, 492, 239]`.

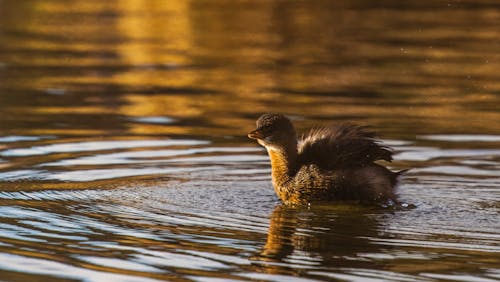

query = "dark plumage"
[248, 113, 406, 205]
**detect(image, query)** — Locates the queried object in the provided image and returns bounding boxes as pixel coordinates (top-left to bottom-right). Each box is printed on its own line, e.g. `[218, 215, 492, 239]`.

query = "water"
[0, 1, 499, 281]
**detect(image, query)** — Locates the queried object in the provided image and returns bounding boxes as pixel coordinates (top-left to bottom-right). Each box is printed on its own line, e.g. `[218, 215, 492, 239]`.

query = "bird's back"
[297, 123, 393, 170]
[288, 123, 401, 204]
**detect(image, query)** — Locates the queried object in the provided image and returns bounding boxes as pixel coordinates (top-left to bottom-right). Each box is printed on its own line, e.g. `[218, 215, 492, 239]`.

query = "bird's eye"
[260, 125, 272, 132]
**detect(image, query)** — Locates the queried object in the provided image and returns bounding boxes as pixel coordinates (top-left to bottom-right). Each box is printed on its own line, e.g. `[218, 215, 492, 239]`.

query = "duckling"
[248, 113, 405, 205]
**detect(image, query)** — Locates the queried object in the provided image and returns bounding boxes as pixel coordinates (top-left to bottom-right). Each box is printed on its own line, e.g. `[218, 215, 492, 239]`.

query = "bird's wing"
[297, 123, 393, 170]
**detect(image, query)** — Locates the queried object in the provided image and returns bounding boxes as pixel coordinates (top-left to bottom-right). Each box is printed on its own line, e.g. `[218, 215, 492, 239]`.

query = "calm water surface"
[0, 1, 499, 281]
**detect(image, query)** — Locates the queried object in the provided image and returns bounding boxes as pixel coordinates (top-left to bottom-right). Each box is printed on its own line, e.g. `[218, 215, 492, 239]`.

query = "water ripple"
[41, 147, 263, 166]
[0, 253, 163, 282]
[0, 139, 209, 157]
[395, 148, 500, 162]
[0, 135, 52, 143]
[130, 116, 176, 124]
[419, 134, 500, 142]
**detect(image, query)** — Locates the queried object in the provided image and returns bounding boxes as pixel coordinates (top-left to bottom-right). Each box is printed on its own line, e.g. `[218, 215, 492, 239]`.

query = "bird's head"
[248, 113, 296, 150]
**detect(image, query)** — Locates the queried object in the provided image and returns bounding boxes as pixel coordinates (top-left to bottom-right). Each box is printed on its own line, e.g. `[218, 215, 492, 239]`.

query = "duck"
[248, 113, 406, 205]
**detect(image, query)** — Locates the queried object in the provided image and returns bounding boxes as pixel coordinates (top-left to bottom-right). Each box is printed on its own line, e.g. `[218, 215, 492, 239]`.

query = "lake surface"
[0, 1, 499, 281]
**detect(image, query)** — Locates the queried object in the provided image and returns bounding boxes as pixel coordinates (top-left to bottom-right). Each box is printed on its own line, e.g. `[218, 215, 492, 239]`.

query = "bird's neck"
[267, 142, 297, 189]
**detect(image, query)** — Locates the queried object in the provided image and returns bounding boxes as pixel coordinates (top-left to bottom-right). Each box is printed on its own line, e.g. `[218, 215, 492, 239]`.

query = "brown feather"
[297, 123, 393, 170]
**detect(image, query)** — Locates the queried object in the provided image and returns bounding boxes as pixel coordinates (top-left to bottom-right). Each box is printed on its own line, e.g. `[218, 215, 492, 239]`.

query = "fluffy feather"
[298, 123, 393, 170]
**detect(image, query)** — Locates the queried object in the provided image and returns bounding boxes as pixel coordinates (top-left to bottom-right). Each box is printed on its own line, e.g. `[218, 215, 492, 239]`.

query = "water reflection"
[2, 0, 500, 139]
[257, 204, 383, 270]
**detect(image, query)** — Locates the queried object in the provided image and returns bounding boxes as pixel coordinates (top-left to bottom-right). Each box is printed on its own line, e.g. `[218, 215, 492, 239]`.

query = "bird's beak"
[248, 129, 263, 139]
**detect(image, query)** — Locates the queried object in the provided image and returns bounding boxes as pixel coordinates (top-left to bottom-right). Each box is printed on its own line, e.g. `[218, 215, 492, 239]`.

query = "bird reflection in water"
[253, 204, 389, 275]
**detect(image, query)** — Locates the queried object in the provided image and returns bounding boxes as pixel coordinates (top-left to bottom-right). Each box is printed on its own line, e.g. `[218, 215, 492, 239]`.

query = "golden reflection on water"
[1, 0, 500, 138]
[116, 1, 192, 65]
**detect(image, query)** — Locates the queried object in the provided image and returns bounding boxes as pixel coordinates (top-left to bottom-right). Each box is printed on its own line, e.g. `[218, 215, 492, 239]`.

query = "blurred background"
[1, 0, 499, 141]
[0, 1, 499, 281]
